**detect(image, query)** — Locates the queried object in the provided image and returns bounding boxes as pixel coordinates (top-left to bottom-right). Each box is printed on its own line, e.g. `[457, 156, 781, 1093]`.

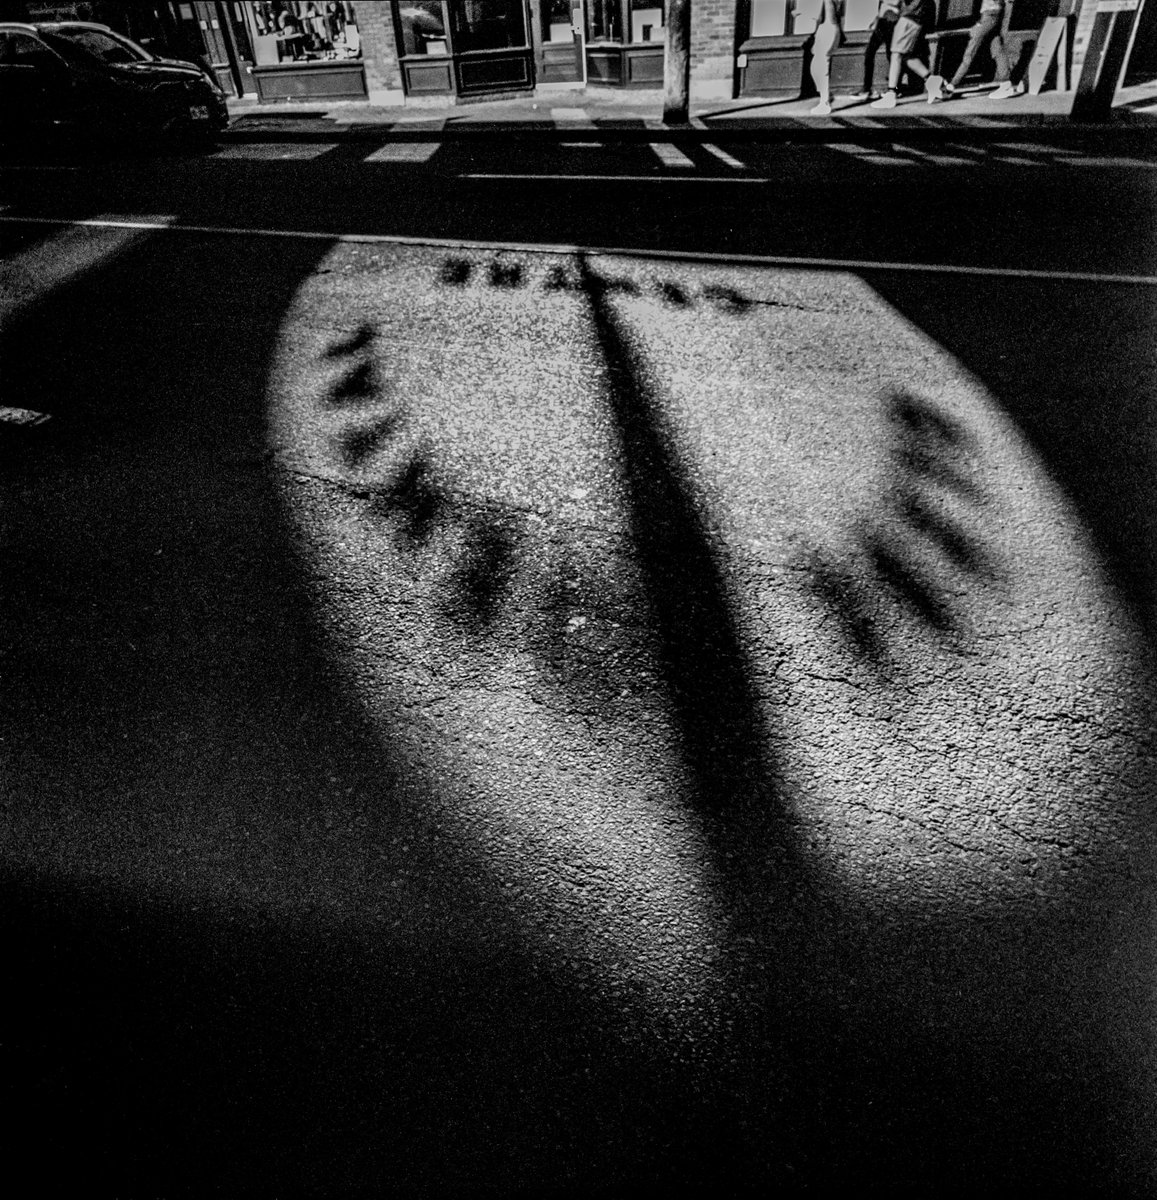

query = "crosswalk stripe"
[701, 142, 746, 169]
[364, 142, 440, 163]
[1066, 156, 1157, 168]
[648, 141, 696, 169]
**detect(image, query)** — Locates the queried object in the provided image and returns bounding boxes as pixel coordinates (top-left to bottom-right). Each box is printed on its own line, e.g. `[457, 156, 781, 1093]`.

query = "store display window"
[450, 0, 529, 52]
[247, 2, 360, 64]
[586, 0, 667, 43]
[628, 0, 663, 43]
[541, 0, 574, 43]
[397, 1, 449, 54]
[749, 0, 875, 36]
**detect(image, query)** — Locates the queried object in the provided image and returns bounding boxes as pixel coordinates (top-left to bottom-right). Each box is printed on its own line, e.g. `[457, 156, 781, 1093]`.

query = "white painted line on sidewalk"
[3, 214, 1155, 287]
[551, 107, 594, 127]
[648, 141, 696, 169]
[701, 142, 747, 169]
[460, 172, 764, 182]
[364, 142, 440, 162]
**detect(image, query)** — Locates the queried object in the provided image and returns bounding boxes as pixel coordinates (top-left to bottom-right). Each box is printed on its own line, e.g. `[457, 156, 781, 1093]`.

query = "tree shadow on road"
[2, 151, 1156, 1196]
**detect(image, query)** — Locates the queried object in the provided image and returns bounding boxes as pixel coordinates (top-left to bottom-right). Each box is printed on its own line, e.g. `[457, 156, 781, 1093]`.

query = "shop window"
[844, 0, 876, 29]
[450, 0, 529, 51]
[541, 0, 574, 42]
[751, 0, 875, 36]
[397, 1, 449, 54]
[248, 3, 361, 63]
[791, 0, 822, 35]
[751, 0, 788, 35]
[629, 0, 664, 42]
[587, 0, 623, 41]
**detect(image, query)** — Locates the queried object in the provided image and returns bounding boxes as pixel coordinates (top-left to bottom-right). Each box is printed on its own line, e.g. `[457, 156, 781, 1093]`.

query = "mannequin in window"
[808, 0, 844, 117]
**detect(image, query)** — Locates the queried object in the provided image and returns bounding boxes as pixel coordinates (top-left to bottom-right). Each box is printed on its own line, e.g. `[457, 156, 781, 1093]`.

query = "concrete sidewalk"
[225, 76, 1157, 137]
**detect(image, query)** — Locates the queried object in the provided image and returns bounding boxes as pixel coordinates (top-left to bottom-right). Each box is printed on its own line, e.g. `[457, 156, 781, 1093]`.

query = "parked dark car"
[0, 20, 229, 145]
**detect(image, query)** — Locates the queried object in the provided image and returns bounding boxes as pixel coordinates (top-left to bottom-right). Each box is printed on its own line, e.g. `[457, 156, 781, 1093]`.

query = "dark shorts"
[891, 16, 924, 55]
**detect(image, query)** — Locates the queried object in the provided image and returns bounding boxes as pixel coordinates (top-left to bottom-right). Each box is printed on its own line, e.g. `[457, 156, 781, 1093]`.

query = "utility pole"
[663, 0, 691, 124]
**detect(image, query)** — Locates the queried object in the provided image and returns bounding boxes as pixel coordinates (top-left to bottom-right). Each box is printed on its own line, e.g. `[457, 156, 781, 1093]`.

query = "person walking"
[808, 0, 845, 115]
[853, 0, 900, 101]
[939, 0, 1024, 99]
[870, 0, 943, 107]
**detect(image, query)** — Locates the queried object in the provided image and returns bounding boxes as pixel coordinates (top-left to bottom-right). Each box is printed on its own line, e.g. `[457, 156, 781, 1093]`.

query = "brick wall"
[691, 0, 739, 96]
[352, 1, 404, 100]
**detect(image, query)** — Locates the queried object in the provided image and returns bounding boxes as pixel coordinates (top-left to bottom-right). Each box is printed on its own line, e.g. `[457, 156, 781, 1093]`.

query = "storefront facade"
[23, 1, 1109, 105]
[736, 0, 1072, 98]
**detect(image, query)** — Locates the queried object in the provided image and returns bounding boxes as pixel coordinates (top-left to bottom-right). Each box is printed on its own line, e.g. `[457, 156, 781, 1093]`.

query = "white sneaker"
[925, 74, 945, 104]
[811, 100, 833, 116]
[988, 80, 1024, 99]
[871, 90, 898, 109]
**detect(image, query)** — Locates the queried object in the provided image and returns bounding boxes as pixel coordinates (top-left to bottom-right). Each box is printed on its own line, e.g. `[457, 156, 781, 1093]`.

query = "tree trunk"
[663, 0, 692, 125]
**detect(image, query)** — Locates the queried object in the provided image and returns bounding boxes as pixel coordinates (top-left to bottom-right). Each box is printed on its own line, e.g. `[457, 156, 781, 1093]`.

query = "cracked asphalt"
[1, 135, 1156, 1194]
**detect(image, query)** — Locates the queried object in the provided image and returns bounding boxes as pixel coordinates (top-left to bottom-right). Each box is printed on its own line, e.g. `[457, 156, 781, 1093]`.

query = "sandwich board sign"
[1070, 0, 1147, 118]
[1027, 16, 1071, 93]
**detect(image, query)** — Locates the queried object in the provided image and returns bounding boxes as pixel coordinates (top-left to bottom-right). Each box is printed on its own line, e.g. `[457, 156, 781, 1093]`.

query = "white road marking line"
[996, 141, 1079, 157]
[648, 141, 696, 169]
[0, 163, 81, 171]
[2, 214, 1154, 286]
[701, 143, 746, 168]
[460, 172, 763, 182]
[1066, 155, 1157, 168]
[364, 142, 440, 162]
[0, 217, 173, 316]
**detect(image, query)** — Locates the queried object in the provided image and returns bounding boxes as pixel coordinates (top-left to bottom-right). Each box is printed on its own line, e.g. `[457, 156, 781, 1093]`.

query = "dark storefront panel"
[402, 55, 455, 92]
[250, 57, 366, 99]
[395, 0, 535, 98]
[455, 44, 534, 91]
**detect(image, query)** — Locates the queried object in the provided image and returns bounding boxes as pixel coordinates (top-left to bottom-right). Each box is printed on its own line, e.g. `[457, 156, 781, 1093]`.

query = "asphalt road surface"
[2, 131, 1156, 1194]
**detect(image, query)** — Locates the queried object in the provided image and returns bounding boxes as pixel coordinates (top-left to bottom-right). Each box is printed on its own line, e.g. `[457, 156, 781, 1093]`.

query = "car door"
[0, 32, 71, 135]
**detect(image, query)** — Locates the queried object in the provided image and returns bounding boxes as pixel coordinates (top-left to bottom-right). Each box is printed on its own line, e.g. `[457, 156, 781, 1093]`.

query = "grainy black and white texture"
[1, 129, 1155, 1195]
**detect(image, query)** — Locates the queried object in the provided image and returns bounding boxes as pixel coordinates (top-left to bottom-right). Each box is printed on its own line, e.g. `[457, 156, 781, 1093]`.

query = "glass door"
[536, 0, 587, 84]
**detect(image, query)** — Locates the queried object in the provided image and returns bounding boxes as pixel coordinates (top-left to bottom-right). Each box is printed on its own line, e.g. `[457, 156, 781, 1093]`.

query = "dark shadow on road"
[0, 219, 763, 1196]
[2, 145, 1155, 1196]
[799, 387, 1004, 668]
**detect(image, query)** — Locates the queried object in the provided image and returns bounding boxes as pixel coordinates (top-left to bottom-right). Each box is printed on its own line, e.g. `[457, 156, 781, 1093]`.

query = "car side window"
[8, 33, 62, 69]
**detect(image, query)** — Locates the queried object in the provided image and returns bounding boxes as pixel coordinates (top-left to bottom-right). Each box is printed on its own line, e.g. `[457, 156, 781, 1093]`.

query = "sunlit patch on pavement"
[264, 241, 1156, 1018]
